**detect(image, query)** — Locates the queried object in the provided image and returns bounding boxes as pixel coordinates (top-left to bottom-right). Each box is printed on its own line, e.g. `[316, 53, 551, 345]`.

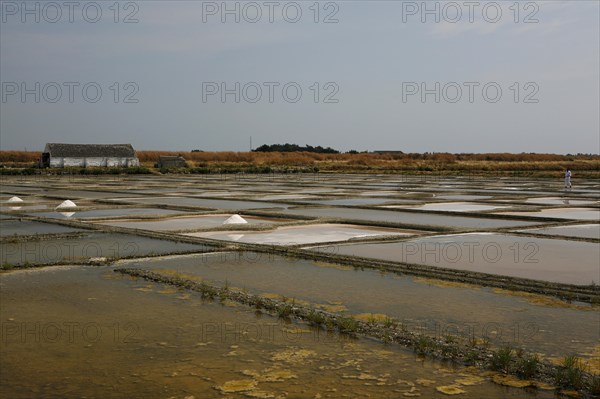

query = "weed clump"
[415, 336, 436, 356]
[554, 355, 585, 390]
[383, 317, 396, 329]
[337, 315, 359, 334]
[589, 374, 600, 396]
[490, 347, 513, 373]
[307, 310, 326, 326]
[464, 350, 480, 365]
[277, 304, 293, 318]
[515, 353, 539, 379]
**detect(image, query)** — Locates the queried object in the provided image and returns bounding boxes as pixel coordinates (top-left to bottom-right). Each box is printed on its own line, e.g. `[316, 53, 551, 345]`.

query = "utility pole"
[250, 136, 252, 152]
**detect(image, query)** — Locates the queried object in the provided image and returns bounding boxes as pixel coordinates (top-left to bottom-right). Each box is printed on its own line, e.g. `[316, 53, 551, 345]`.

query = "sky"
[1, 0, 599, 153]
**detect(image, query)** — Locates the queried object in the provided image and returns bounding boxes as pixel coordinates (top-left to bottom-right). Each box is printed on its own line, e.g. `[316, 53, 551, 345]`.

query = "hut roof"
[158, 156, 186, 161]
[44, 143, 137, 158]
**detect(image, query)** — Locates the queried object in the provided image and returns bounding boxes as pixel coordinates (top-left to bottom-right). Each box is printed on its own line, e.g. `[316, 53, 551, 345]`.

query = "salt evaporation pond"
[40, 189, 136, 199]
[117, 252, 598, 359]
[0, 266, 556, 399]
[27, 207, 184, 219]
[435, 195, 493, 200]
[516, 224, 600, 240]
[297, 197, 415, 206]
[95, 214, 288, 231]
[524, 197, 599, 205]
[498, 207, 600, 221]
[0, 219, 84, 236]
[255, 194, 315, 201]
[0, 232, 212, 265]
[387, 202, 509, 212]
[184, 223, 419, 245]
[277, 207, 540, 229]
[1, 204, 49, 211]
[316, 233, 600, 285]
[2, 173, 599, 398]
[116, 196, 290, 210]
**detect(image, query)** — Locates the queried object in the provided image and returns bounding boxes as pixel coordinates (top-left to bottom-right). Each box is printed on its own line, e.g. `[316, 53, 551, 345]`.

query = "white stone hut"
[40, 143, 139, 168]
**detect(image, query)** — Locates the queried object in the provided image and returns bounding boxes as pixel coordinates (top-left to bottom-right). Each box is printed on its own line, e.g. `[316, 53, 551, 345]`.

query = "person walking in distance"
[564, 168, 572, 189]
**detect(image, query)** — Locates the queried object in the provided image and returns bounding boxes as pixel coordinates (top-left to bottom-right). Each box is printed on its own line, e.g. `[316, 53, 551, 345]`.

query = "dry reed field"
[1, 151, 599, 177]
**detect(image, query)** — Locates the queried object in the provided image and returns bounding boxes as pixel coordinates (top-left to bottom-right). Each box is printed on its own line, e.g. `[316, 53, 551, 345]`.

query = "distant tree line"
[253, 143, 340, 154]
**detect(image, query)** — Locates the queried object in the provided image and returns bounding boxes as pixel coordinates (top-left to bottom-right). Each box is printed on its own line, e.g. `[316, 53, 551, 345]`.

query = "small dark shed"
[157, 156, 186, 168]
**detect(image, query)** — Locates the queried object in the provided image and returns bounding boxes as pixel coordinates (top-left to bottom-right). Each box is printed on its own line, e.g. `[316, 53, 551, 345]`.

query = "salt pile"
[8, 196, 24, 203]
[56, 200, 77, 209]
[223, 214, 248, 225]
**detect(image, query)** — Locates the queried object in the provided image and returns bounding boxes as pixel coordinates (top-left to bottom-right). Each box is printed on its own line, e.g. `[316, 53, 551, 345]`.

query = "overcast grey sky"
[1, 0, 598, 153]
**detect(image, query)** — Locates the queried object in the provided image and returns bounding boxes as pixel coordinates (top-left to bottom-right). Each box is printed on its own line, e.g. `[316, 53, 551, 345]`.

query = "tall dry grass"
[0, 151, 41, 162]
[1, 151, 598, 175]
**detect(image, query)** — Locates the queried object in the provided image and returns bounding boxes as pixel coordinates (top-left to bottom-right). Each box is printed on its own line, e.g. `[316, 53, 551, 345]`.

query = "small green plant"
[554, 355, 584, 389]
[589, 374, 600, 396]
[1, 262, 15, 270]
[464, 350, 479, 365]
[367, 314, 378, 325]
[277, 304, 293, 318]
[415, 336, 433, 355]
[337, 315, 359, 334]
[490, 347, 513, 373]
[441, 336, 459, 357]
[515, 354, 539, 379]
[383, 317, 396, 329]
[381, 333, 392, 344]
[324, 318, 336, 331]
[199, 282, 217, 299]
[307, 310, 326, 326]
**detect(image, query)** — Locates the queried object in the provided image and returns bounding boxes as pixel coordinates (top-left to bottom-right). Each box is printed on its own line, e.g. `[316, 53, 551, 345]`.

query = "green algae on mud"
[0, 265, 560, 399]
[114, 252, 599, 361]
[111, 267, 600, 397]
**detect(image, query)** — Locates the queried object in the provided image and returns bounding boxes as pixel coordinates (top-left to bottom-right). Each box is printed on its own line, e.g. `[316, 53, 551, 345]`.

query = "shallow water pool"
[0, 266, 555, 399]
[184, 223, 419, 245]
[314, 233, 600, 285]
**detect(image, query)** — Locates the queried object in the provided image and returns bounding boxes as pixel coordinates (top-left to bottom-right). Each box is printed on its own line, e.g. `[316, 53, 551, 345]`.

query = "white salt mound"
[8, 196, 24, 203]
[56, 200, 77, 209]
[59, 212, 76, 218]
[223, 214, 248, 225]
